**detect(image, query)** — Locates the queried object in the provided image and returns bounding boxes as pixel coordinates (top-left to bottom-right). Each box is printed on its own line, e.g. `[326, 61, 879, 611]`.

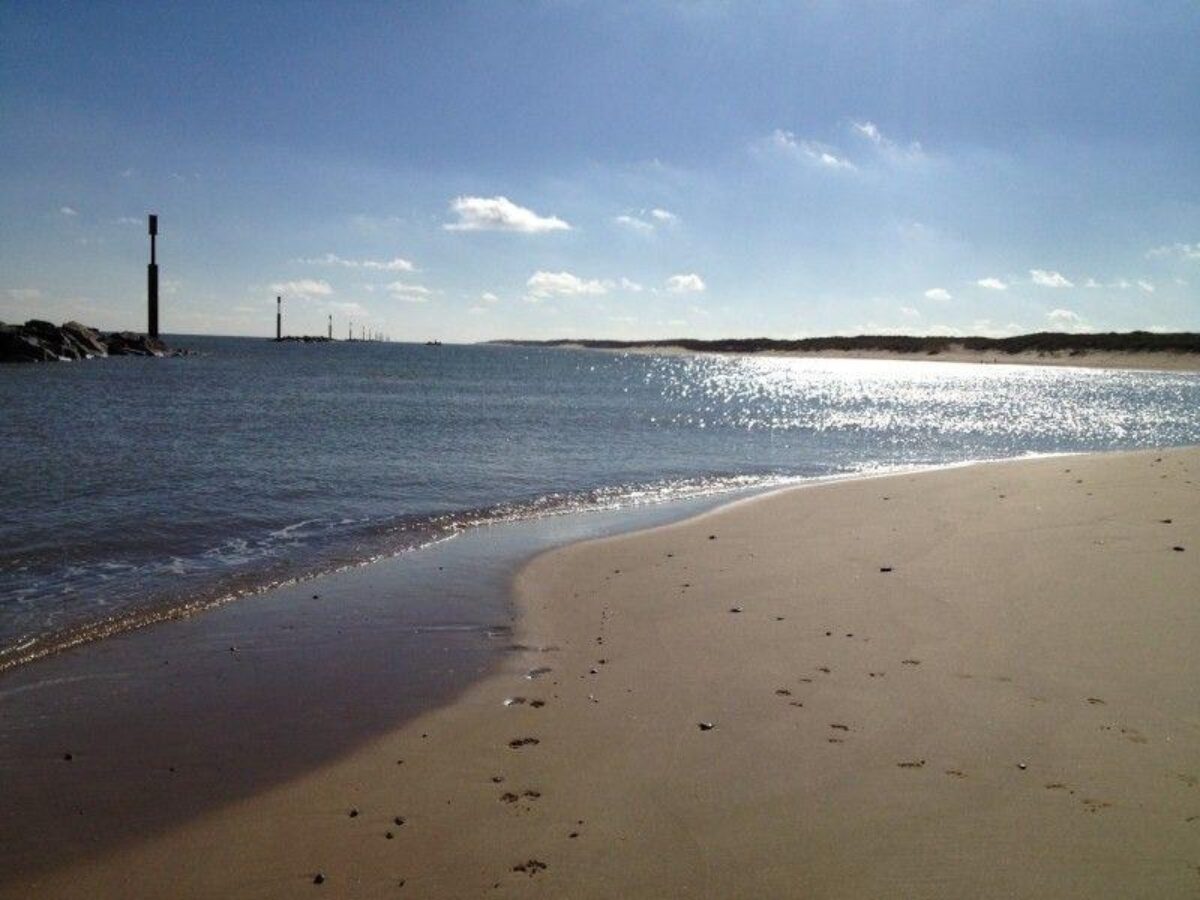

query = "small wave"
[0, 470, 822, 673]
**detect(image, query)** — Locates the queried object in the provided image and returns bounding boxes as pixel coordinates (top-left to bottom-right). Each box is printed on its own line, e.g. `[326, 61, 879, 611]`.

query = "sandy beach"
[592, 343, 1200, 372]
[6, 447, 1199, 898]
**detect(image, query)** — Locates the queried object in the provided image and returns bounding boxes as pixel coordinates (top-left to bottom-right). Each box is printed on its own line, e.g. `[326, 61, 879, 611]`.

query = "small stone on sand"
[697, 722, 715, 731]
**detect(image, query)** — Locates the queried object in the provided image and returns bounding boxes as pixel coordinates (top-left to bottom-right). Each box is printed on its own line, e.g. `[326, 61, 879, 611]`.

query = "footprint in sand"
[897, 760, 926, 768]
[817, 667, 831, 674]
[1119, 727, 1148, 744]
[526, 667, 552, 680]
[830, 723, 850, 732]
[944, 769, 967, 779]
[901, 659, 921, 666]
[1045, 782, 1069, 791]
[512, 860, 548, 877]
[1086, 697, 1105, 705]
[508, 737, 540, 749]
[775, 688, 792, 696]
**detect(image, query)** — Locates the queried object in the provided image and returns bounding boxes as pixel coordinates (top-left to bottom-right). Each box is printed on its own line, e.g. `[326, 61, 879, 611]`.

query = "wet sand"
[6, 448, 1199, 898]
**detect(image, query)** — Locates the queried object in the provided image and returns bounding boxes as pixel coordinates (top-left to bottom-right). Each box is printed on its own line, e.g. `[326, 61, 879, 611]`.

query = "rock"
[0, 320, 181, 364]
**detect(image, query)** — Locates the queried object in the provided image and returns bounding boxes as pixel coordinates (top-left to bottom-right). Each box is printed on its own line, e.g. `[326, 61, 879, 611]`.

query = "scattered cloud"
[614, 207, 679, 233]
[923, 287, 952, 301]
[1137, 280, 1155, 293]
[619, 277, 644, 292]
[329, 300, 367, 317]
[1084, 278, 1102, 288]
[852, 121, 883, 143]
[480, 291, 500, 303]
[975, 277, 1007, 291]
[445, 196, 570, 233]
[1146, 242, 1200, 260]
[615, 214, 654, 233]
[1046, 308, 1087, 331]
[386, 281, 434, 303]
[665, 273, 706, 294]
[767, 130, 856, 171]
[7, 288, 42, 301]
[299, 252, 415, 272]
[526, 270, 610, 299]
[59, 206, 79, 217]
[270, 279, 333, 297]
[1030, 269, 1074, 288]
[849, 120, 924, 161]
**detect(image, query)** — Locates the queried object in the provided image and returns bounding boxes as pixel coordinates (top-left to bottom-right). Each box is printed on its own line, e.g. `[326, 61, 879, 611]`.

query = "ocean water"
[2, 338, 1199, 667]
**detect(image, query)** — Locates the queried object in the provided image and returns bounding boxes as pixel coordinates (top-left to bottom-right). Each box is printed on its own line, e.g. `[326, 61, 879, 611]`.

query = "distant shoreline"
[492, 332, 1200, 372]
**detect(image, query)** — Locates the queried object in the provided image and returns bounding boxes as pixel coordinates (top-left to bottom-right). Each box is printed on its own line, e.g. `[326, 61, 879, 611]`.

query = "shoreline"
[9, 446, 1198, 898]
[555, 341, 1200, 372]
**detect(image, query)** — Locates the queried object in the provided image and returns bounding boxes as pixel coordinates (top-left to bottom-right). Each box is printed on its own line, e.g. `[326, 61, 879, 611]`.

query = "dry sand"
[7, 448, 1199, 898]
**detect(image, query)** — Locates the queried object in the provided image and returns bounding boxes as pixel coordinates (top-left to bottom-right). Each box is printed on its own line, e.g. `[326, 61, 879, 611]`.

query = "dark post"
[328, 314, 332, 340]
[276, 296, 282, 341]
[147, 214, 159, 338]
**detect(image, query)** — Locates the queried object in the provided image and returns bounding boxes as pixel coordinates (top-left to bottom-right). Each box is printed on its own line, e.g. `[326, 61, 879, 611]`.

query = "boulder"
[0, 321, 177, 363]
[62, 321, 109, 357]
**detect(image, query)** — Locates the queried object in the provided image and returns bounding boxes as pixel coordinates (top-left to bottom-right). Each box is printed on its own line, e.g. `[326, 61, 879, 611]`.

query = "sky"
[1, 1, 1198, 342]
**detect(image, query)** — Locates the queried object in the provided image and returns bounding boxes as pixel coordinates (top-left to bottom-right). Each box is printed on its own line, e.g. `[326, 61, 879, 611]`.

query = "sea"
[3, 337, 1200, 669]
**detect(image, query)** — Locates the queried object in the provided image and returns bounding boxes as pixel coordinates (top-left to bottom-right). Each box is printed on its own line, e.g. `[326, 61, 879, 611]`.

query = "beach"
[8, 446, 1197, 899]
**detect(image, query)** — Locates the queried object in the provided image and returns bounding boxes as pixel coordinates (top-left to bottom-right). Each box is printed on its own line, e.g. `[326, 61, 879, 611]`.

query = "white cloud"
[386, 281, 434, 303]
[270, 279, 333, 297]
[666, 273, 706, 294]
[1137, 280, 1155, 293]
[445, 196, 570, 233]
[852, 120, 883, 144]
[849, 120, 924, 161]
[1046, 308, 1087, 331]
[329, 300, 366, 316]
[975, 277, 1007, 291]
[1146, 242, 1200, 260]
[59, 206, 79, 217]
[768, 130, 856, 171]
[526, 270, 610, 299]
[899, 306, 920, 318]
[1030, 269, 1074, 288]
[924, 287, 952, 301]
[299, 252, 414, 272]
[480, 291, 500, 303]
[619, 277, 644, 292]
[1084, 278, 1102, 288]
[615, 208, 679, 233]
[614, 214, 654, 233]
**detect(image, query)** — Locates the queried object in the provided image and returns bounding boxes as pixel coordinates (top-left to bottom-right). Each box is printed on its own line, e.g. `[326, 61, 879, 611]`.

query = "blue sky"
[1, 1, 1197, 341]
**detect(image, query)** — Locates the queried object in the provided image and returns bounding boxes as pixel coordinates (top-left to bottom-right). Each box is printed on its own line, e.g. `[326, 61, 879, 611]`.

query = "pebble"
[698, 722, 715, 731]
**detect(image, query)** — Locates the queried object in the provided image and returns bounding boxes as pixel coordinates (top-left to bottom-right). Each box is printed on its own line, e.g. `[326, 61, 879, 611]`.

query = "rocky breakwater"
[0, 320, 183, 363]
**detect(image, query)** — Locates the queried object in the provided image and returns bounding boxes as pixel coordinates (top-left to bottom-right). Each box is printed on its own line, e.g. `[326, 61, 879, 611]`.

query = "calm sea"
[3, 337, 1199, 666]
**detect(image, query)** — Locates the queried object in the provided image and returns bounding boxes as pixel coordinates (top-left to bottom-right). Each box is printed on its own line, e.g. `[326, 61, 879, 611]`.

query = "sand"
[6, 448, 1199, 898]
[573, 342, 1200, 371]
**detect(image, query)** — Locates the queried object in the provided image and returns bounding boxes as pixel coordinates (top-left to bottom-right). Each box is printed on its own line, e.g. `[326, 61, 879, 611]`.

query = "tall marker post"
[147, 214, 159, 338]
[276, 296, 282, 341]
